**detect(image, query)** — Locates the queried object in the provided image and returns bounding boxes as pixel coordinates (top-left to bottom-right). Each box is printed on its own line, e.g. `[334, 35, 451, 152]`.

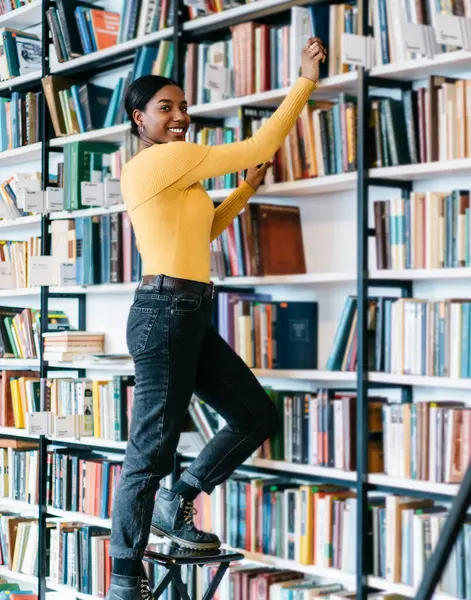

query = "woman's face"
[134, 84, 191, 144]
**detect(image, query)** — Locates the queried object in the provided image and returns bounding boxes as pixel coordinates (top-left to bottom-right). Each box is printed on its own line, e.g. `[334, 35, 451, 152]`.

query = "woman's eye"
[160, 106, 170, 111]
[181, 107, 188, 113]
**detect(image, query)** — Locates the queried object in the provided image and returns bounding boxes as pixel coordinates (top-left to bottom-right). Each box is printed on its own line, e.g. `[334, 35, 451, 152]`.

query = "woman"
[106, 37, 326, 600]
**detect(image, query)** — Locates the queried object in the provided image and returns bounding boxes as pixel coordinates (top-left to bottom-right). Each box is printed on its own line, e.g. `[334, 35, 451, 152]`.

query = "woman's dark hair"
[125, 75, 180, 137]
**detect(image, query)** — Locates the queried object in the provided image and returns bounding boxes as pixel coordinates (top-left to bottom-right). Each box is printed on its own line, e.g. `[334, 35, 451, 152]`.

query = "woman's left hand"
[245, 161, 273, 191]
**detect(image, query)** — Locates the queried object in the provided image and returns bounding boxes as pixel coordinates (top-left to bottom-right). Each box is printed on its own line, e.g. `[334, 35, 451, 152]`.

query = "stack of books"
[0, 93, 41, 152]
[42, 331, 105, 363]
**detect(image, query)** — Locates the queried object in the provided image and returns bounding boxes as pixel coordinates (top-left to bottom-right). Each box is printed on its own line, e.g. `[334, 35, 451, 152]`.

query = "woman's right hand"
[301, 37, 327, 84]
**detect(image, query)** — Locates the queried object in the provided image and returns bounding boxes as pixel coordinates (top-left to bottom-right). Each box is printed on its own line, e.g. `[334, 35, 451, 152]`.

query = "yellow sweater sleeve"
[210, 181, 255, 241]
[177, 77, 316, 188]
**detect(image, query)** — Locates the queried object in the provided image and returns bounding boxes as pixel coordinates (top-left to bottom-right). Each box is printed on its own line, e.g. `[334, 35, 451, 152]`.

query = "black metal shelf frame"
[0, 0, 467, 598]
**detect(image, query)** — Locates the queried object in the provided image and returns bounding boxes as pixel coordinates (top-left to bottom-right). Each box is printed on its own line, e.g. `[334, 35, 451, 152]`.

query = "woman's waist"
[138, 274, 214, 298]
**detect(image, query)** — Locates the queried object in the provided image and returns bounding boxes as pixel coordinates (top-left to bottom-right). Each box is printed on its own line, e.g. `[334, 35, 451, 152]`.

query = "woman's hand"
[245, 162, 273, 191]
[301, 37, 327, 84]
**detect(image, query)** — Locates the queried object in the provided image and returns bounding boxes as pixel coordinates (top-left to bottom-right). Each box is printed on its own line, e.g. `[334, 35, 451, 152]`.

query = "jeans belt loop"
[156, 274, 163, 292]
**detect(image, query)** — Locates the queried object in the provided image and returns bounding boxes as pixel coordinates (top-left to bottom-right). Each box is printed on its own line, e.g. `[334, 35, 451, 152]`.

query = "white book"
[289, 7, 313, 85]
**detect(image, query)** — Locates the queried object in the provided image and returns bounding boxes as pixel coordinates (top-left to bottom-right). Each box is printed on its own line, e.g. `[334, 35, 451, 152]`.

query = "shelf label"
[435, 13, 471, 50]
[45, 187, 64, 212]
[60, 262, 76, 286]
[104, 178, 122, 207]
[54, 415, 80, 439]
[183, 0, 207, 11]
[27, 411, 53, 436]
[204, 63, 230, 94]
[404, 23, 437, 58]
[24, 189, 44, 213]
[0, 262, 15, 289]
[29, 255, 57, 287]
[341, 33, 375, 69]
[15, 180, 41, 210]
[81, 182, 104, 207]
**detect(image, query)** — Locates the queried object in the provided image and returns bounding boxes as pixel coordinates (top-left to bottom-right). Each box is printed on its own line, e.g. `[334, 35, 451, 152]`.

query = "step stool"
[143, 543, 244, 600]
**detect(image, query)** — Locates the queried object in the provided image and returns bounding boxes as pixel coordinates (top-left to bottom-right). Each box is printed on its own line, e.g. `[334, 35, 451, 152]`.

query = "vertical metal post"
[38, 3, 51, 599]
[78, 294, 87, 330]
[356, 64, 369, 600]
[415, 459, 471, 600]
[172, 0, 185, 86]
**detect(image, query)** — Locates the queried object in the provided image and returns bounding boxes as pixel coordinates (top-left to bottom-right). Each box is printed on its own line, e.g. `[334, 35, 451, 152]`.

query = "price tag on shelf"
[403, 22, 437, 58]
[81, 181, 104, 207]
[60, 262, 76, 286]
[54, 415, 80, 439]
[29, 255, 58, 287]
[341, 33, 375, 69]
[104, 178, 122, 207]
[27, 412, 53, 436]
[204, 63, 230, 94]
[24, 189, 44, 213]
[15, 180, 41, 210]
[0, 262, 15, 289]
[435, 13, 471, 50]
[45, 187, 64, 212]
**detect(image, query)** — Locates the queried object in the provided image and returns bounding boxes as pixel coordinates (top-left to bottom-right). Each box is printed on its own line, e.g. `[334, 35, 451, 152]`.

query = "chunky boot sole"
[151, 525, 221, 550]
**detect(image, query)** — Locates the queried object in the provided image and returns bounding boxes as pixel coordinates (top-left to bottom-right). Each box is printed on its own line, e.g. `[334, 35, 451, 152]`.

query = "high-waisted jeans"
[109, 275, 278, 559]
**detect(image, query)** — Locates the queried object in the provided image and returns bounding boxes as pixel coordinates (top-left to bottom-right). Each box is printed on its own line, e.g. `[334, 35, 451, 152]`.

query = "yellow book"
[92, 380, 108, 438]
[299, 485, 314, 565]
[10, 378, 24, 429]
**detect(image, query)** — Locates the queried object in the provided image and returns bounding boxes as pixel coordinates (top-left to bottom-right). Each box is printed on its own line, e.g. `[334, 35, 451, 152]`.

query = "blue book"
[331, 103, 343, 174]
[101, 462, 111, 518]
[309, 4, 330, 79]
[462, 304, 470, 379]
[11, 93, 19, 149]
[74, 8, 93, 54]
[75, 217, 84, 285]
[103, 78, 124, 129]
[0, 99, 7, 152]
[326, 296, 356, 371]
[70, 85, 86, 133]
[134, 46, 158, 80]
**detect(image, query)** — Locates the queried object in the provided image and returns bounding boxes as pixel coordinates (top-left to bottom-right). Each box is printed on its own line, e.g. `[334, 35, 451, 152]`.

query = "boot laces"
[181, 499, 197, 526]
[140, 576, 152, 600]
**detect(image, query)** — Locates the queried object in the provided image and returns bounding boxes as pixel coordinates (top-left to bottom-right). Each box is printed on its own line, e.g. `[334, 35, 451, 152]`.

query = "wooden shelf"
[0, 1, 42, 29]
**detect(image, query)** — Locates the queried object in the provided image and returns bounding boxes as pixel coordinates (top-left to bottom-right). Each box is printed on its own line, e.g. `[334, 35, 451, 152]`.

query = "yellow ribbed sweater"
[121, 77, 316, 283]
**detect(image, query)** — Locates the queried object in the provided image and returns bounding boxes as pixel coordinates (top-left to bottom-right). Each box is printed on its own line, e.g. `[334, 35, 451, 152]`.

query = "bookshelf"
[0, 0, 470, 599]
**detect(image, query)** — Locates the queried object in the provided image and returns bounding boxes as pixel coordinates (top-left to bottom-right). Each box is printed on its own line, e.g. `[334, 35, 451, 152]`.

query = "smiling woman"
[106, 37, 327, 600]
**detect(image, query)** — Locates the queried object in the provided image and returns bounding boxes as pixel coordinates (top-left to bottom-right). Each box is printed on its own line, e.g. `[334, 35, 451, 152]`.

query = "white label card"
[54, 415, 79, 439]
[104, 178, 122, 207]
[60, 262, 76, 286]
[27, 411, 52, 436]
[15, 180, 41, 210]
[183, 0, 207, 10]
[81, 182, 104, 207]
[435, 13, 471, 51]
[204, 63, 230, 93]
[341, 33, 375, 69]
[46, 187, 64, 212]
[404, 22, 437, 58]
[24, 189, 44, 213]
[0, 262, 15, 289]
[29, 255, 57, 287]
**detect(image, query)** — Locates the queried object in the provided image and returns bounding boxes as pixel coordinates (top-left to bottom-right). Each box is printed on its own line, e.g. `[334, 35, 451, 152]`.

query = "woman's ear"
[132, 108, 144, 129]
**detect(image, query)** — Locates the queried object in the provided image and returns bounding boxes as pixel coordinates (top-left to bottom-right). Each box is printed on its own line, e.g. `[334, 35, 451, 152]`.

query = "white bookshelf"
[0, 71, 42, 92]
[49, 123, 131, 147]
[0, 288, 39, 298]
[49, 27, 173, 75]
[0, 0, 42, 28]
[0, 565, 37, 585]
[0, 358, 39, 369]
[0, 426, 38, 439]
[0, 497, 39, 514]
[368, 576, 456, 600]
[46, 579, 101, 600]
[0, 142, 42, 166]
[0, 215, 41, 230]
[49, 204, 126, 221]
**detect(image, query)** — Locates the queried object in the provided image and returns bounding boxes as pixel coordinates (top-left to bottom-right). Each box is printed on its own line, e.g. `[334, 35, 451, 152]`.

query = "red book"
[90, 10, 120, 50]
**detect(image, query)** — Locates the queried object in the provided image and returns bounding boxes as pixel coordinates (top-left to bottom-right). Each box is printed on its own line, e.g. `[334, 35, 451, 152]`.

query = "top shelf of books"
[0, 0, 41, 29]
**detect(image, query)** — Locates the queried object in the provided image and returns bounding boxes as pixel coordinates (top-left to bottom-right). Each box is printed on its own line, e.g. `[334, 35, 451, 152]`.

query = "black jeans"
[109, 275, 278, 559]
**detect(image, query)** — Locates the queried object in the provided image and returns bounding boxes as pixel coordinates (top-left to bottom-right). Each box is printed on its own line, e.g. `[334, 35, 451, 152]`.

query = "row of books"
[0, 174, 40, 220]
[0, 0, 35, 13]
[0, 92, 41, 152]
[0, 515, 38, 575]
[0, 238, 40, 289]
[373, 495, 470, 598]
[374, 191, 471, 270]
[211, 203, 305, 278]
[383, 401, 471, 484]
[326, 296, 471, 378]
[0, 28, 40, 82]
[214, 293, 318, 370]
[0, 444, 38, 505]
[51, 213, 143, 286]
[43, 375, 135, 441]
[0, 370, 39, 428]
